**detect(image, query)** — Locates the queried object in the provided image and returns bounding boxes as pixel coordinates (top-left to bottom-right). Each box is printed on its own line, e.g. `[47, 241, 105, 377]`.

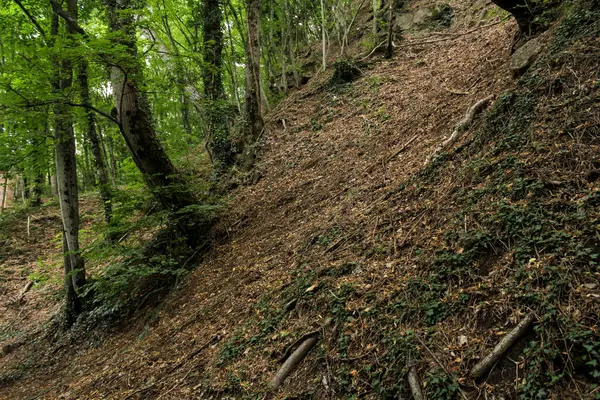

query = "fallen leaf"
[305, 283, 319, 293]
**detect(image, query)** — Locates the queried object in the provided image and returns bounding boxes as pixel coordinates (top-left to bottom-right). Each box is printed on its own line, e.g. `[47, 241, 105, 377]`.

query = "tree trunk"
[490, 0, 541, 35]
[51, 3, 86, 325]
[50, 174, 58, 196]
[280, 0, 288, 93]
[22, 175, 29, 201]
[242, 0, 264, 171]
[105, 0, 197, 212]
[1, 174, 7, 213]
[372, 0, 378, 34]
[203, 0, 234, 168]
[224, 5, 241, 112]
[77, 58, 113, 223]
[31, 173, 43, 206]
[321, 0, 326, 70]
[385, 1, 394, 58]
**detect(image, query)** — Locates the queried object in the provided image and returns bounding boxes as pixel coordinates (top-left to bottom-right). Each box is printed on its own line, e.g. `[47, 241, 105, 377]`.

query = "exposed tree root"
[270, 335, 319, 391]
[470, 312, 537, 379]
[408, 366, 426, 400]
[16, 281, 33, 303]
[424, 95, 493, 166]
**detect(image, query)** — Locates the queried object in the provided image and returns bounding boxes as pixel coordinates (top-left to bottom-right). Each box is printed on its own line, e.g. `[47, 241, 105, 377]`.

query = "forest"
[0, 0, 599, 398]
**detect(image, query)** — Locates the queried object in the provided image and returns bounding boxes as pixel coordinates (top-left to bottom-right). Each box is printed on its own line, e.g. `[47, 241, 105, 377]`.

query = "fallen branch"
[408, 366, 426, 400]
[270, 335, 319, 391]
[358, 39, 387, 61]
[424, 95, 493, 166]
[470, 312, 537, 379]
[17, 281, 33, 303]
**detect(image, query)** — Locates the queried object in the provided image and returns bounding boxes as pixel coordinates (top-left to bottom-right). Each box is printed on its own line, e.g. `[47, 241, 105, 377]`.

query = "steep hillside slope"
[1, 0, 599, 399]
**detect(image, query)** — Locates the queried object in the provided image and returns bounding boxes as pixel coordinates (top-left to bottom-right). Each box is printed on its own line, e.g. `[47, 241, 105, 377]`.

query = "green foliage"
[425, 368, 459, 400]
[428, 4, 454, 28]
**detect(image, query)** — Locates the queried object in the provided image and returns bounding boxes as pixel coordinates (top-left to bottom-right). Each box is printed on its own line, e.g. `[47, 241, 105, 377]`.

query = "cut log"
[470, 312, 536, 379]
[270, 335, 319, 391]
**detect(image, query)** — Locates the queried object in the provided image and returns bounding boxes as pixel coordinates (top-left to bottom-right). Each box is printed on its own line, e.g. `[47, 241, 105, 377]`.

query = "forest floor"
[1, 0, 599, 399]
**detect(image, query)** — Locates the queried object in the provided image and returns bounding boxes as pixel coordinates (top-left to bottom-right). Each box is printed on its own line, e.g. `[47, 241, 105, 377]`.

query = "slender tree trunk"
[31, 120, 47, 207]
[13, 175, 20, 202]
[105, 0, 196, 211]
[321, 0, 326, 70]
[385, 1, 394, 58]
[1, 174, 7, 213]
[372, 0, 378, 34]
[242, 0, 264, 171]
[82, 140, 93, 190]
[77, 59, 113, 223]
[106, 133, 118, 189]
[31, 173, 43, 206]
[51, 2, 86, 326]
[22, 175, 29, 201]
[224, 5, 241, 112]
[280, 0, 288, 93]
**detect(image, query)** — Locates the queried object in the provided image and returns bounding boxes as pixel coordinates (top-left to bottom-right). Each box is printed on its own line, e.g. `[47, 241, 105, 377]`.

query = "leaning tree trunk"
[105, 0, 196, 212]
[202, 0, 233, 169]
[490, 0, 541, 35]
[77, 59, 113, 223]
[51, 4, 86, 326]
[242, 0, 264, 171]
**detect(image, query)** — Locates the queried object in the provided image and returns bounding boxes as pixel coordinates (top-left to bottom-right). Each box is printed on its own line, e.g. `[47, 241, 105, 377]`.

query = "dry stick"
[470, 312, 537, 379]
[424, 95, 493, 166]
[408, 366, 426, 400]
[358, 39, 387, 61]
[270, 335, 319, 391]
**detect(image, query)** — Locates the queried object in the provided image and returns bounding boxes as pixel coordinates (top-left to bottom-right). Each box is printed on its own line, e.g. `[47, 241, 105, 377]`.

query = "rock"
[510, 35, 545, 76]
[395, 3, 454, 32]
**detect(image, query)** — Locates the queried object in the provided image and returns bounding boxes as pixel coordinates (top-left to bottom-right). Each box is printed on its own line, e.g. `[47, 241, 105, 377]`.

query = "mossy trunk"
[105, 0, 197, 212]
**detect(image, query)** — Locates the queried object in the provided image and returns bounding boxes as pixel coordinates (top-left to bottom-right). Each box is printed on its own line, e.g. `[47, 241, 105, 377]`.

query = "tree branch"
[12, 0, 46, 38]
[49, 0, 88, 37]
